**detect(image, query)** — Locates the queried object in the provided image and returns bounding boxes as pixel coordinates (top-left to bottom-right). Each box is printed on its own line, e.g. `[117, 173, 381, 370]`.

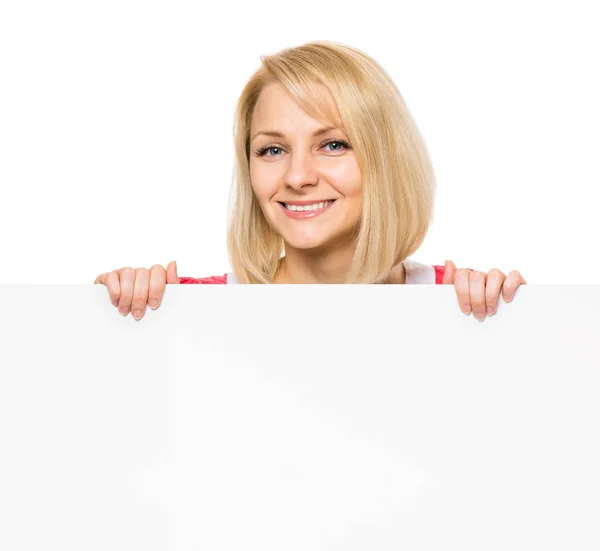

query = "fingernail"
[148, 299, 158, 309]
[487, 306, 494, 316]
[462, 304, 471, 314]
[132, 310, 143, 320]
[119, 307, 128, 316]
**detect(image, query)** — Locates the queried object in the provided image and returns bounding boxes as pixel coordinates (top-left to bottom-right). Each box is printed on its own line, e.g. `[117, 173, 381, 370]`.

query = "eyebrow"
[250, 125, 340, 142]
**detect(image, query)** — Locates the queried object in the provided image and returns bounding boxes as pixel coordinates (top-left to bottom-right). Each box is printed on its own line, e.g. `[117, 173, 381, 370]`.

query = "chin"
[283, 236, 330, 251]
[280, 228, 350, 252]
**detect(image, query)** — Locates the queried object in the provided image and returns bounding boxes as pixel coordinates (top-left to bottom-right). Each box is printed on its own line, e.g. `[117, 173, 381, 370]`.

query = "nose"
[284, 148, 319, 190]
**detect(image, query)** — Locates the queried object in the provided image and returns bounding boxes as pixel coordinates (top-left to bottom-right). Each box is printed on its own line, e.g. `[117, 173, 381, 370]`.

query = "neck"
[274, 246, 354, 284]
[273, 246, 406, 284]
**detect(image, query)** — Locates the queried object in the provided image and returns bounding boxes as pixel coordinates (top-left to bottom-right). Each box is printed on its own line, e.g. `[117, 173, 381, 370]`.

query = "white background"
[1, 284, 599, 549]
[1, 0, 599, 284]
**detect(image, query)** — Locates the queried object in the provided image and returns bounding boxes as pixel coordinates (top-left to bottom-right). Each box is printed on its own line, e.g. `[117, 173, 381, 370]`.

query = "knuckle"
[486, 292, 498, 305]
[118, 291, 132, 306]
[132, 291, 148, 304]
[471, 299, 486, 310]
[133, 290, 149, 306]
[148, 286, 164, 304]
[106, 274, 120, 303]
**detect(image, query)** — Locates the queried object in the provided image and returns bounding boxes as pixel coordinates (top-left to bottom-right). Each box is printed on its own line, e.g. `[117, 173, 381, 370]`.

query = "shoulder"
[402, 258, 446, 284]
[178, 266, 447, 285]
[179, 274, 228, 284]
[432, 265, 445, 284]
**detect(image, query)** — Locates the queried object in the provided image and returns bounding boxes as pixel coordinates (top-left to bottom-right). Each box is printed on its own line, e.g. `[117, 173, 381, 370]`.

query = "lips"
[278, 199, 336, 220]
[279, 200, 336, 206]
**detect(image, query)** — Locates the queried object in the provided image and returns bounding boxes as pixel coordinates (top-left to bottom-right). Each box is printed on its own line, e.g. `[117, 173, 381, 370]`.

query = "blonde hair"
[227, 40, 436, 284]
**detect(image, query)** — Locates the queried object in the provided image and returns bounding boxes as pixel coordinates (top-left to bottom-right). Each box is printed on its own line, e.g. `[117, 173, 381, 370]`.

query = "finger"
[502, 270, 526, 303]
[94, 271, 121, 307]
[442, 259, 456, 285]
[166, 260, 180, 284]
[104, 271, 122, 308]
[148, 265, 167, 309]
[469, 270, 488, 321]
[131, 268, 150, 320]
[453, 268, 472, 314]
[116, 267, 136, 316]
[485, 269, 507, 316]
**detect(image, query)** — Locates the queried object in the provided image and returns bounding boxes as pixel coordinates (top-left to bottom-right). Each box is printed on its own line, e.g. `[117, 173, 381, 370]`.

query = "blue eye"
[258, 146, 283, 157]
[255, 139, 351, 157]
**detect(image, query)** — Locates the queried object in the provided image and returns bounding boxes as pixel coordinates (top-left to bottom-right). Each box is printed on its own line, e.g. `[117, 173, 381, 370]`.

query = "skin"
[248, 81, 364, 285]
[442, 260, 527, 321]
[94, 83, 526, 320]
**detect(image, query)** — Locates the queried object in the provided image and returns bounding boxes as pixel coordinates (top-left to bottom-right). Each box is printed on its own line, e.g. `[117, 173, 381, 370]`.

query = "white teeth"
[285, 200, 333, 211]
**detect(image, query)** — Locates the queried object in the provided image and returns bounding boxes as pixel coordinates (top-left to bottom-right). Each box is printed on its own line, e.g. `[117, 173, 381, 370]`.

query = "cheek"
[249, 167, 268, 200]
[324, 162, 362, 194]
[249, 162, 280, 198]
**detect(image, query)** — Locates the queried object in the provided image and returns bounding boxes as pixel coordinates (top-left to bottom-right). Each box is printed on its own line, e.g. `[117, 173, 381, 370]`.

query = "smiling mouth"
[279, 200, 336, 211]
[277, 200, 337, 219]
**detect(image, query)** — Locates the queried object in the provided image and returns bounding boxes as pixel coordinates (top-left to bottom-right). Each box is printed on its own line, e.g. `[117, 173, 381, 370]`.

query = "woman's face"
[249, 82, 362, 252]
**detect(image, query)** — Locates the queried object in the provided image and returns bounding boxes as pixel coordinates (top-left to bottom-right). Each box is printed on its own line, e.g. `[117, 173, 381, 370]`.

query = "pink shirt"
[179, 259, 447, 285]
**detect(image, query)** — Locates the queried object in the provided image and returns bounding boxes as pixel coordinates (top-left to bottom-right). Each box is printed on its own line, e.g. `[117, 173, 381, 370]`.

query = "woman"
[95, 41, 526, 320]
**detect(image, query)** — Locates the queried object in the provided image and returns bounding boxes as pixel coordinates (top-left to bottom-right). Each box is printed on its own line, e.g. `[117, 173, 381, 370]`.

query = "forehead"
[251, 81, 342, 130]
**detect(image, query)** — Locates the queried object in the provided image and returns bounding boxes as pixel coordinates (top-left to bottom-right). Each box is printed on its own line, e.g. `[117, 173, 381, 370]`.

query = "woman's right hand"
[94, 260, 180, 320]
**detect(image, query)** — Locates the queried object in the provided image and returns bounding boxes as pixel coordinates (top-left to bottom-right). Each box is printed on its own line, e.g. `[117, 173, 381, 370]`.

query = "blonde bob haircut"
[227, 40, 436, 284]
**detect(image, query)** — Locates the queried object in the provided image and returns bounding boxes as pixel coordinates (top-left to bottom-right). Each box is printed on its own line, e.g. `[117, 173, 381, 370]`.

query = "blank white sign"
[0, 284, 599, 550]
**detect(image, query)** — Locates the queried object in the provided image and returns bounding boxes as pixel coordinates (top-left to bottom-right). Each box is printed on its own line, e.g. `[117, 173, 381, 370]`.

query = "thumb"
[166, 260, 180, 284]
[442, 259, 456, 285]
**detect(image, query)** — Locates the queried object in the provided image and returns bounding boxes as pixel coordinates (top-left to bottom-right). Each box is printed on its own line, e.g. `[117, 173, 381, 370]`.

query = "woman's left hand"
[443, 259, 527, 321]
